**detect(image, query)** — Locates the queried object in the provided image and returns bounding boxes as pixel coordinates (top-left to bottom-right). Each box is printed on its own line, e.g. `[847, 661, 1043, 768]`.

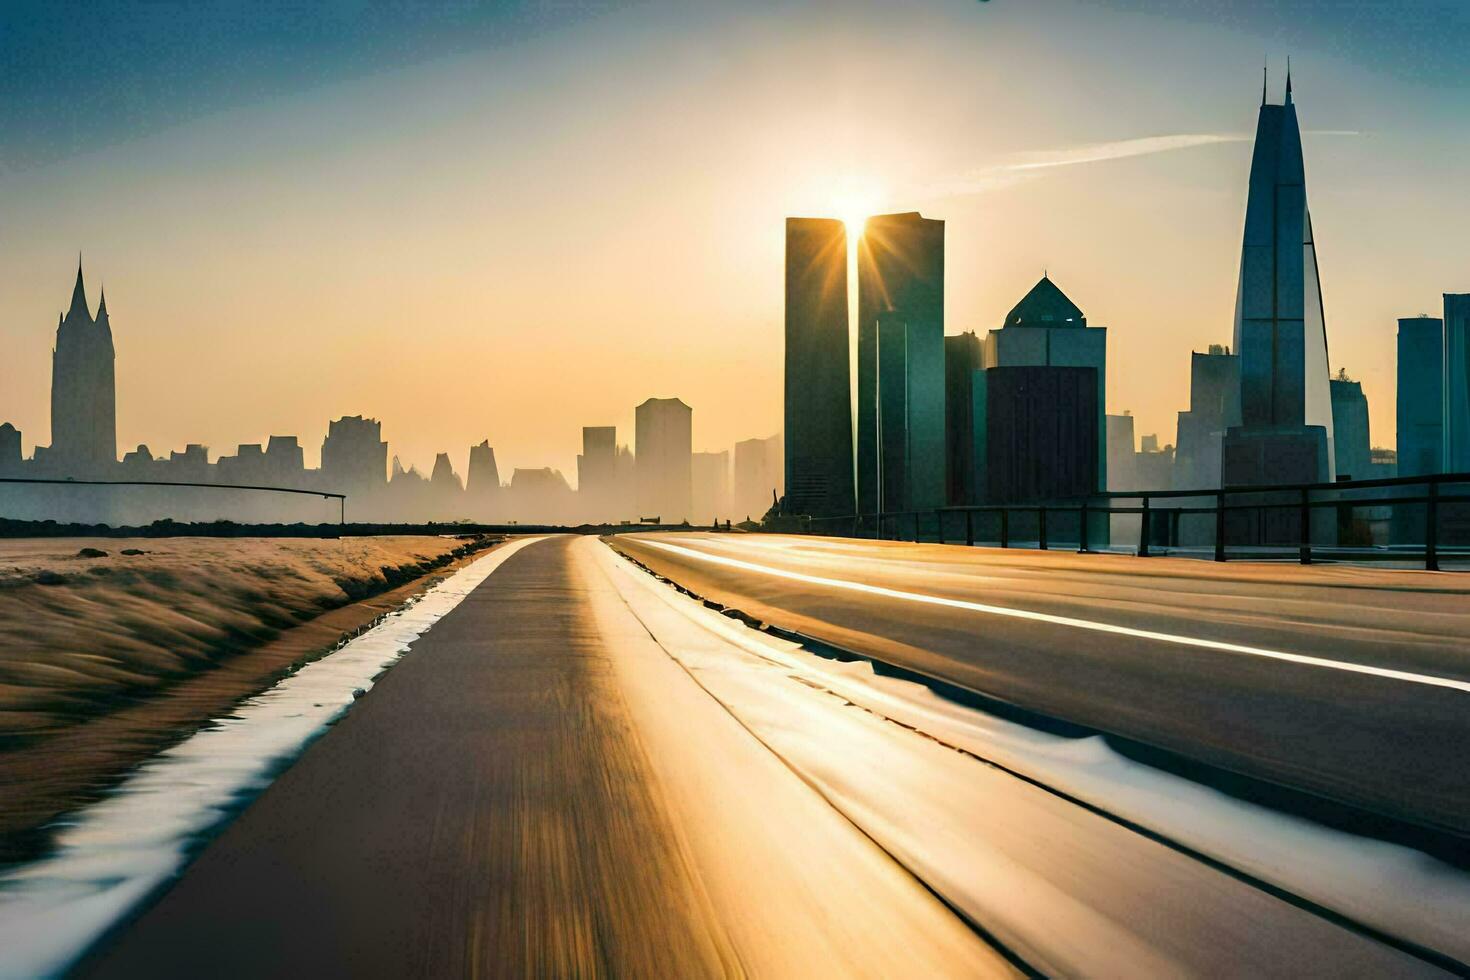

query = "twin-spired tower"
[49, 262, 117, 474]
[1221, 71, 1336, 488]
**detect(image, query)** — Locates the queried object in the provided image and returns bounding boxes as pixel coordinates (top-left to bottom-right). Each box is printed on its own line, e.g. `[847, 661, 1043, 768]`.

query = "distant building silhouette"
[467, 440, 502, 514]
[857, 212, 944, 516]
[0, 422, 21, 475]
[783, 217, 854, 518]
[1107, 413, 1137, 492]
[1222, 74, 1336, 499]
[46, 262, 116, 474]
[691, 450, 731, 523]
[577, 425, 618, 520]
[1446, 294, 1470, 472]
[1329, 372, 1371, 482]
[321, 415, 388, 494]
[635, 397, 692, 522]
[1173, 345, 1241, 491]
[733, 434, 781, 521]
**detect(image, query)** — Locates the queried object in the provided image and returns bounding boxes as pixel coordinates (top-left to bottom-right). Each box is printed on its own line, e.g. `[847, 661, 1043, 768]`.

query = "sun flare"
[827, 176, 884, 238]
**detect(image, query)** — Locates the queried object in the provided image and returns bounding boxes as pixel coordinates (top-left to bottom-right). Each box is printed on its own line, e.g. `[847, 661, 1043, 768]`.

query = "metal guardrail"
[796, 472, 1470, 571]
[0, 476, 348, 525]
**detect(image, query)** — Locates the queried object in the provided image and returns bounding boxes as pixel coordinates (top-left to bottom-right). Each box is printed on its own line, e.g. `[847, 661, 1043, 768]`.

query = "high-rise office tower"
[944, 332, 984, 505]
[1221, 73, 1336, 490]
[635, 397, 692, 522]
[1398, 317, 1444, 479]
[784, 218, 854, 518]
[1329, 372, 1371, 482]
[48, 262, 117, 474]
[1445, 295, 1470, 471]
[856, 212, 944, 515]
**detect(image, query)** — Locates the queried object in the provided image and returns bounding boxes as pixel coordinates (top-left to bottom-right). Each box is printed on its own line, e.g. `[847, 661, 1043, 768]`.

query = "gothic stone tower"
[50, 262, 117, 474]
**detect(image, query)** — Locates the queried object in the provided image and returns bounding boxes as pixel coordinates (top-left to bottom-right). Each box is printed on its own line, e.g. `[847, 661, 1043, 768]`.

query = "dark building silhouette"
[980, 366, 1099, 505]
[0, 423, 22, 475]
[944, 331, 984, 505]
[856, 211, 944, 516]
[48, 262, 116, 474]
[635, 397, 692, 522]
[321, 415, 388, 494]
[875, 310, 945, 513]
[1222, 74, 1336, 497]
[980, 276, 1108, 498]
[783, 217, 854, 518]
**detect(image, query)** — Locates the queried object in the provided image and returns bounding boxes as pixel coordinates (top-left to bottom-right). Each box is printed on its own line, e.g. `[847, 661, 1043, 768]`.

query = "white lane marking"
[637, 538, 1470, 695]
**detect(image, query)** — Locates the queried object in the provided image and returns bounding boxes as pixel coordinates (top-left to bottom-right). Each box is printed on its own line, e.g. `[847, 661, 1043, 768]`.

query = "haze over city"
[4, 0, 1469, 480]
[4, 4, 1470, 977]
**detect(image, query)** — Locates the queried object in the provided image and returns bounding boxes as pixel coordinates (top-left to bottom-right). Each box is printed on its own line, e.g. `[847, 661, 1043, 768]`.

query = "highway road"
[55, 535, 1470, 976]
[611, 532, 1470, 839]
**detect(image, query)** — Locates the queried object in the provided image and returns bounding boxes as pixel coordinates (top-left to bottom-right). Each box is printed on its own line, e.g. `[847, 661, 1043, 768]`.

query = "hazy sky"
[2, 0, 1467, 482]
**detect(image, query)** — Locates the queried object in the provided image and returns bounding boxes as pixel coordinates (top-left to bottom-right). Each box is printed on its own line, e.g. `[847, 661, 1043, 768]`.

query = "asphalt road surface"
[75, 535, 1465, 977]
[611, 532, 1470, 838]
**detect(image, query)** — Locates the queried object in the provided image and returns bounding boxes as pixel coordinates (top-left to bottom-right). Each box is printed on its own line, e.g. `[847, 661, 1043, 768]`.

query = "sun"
[827, 176, 884, 238]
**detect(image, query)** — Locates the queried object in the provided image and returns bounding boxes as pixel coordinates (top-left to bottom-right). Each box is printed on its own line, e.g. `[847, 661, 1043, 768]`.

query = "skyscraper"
[1398, 316, 1444, 479]
[784, 218, 854, 518]
[856, 211, 944, 516]
[1221, 73, 1336, 491]
[1445, 295, 1470, 472]
[48, 262, 116, 474]
[635, 397, 692, 522]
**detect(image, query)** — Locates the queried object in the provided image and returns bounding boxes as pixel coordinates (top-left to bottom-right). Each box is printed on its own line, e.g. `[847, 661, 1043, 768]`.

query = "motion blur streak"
[639, 538, 1470, 694]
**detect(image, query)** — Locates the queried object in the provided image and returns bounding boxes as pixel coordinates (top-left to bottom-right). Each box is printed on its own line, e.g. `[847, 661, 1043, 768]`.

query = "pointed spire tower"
[49, 257, 117, 473]
[1222, 69, 1336, 510]
[66, 257, 92, 324]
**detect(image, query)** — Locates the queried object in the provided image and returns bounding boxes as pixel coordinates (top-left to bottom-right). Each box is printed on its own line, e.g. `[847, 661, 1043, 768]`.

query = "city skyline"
[3, 2, 1469, 481]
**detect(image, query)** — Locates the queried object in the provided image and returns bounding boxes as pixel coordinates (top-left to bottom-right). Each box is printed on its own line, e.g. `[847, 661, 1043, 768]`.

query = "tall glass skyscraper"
[783, 218, 854, 518]
[856, 212, 944, 516]
[1221, 74, 1336, 490]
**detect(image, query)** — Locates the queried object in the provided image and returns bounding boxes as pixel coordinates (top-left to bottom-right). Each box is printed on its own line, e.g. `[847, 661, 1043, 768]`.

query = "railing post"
[965, 509, 974, 547]
[1214, 490, 1227, 562]
[1138, 495, 1151, 557]
[1426, 480, 1440, 571]
[1299, 487, 1312, 564]
[1078, 499, 1090, 553]
[1038, 506, 1048, 551]
[1000, 509, 1010, 549]
[935, 509, 944, 545]
[912, 512, 920, 543]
